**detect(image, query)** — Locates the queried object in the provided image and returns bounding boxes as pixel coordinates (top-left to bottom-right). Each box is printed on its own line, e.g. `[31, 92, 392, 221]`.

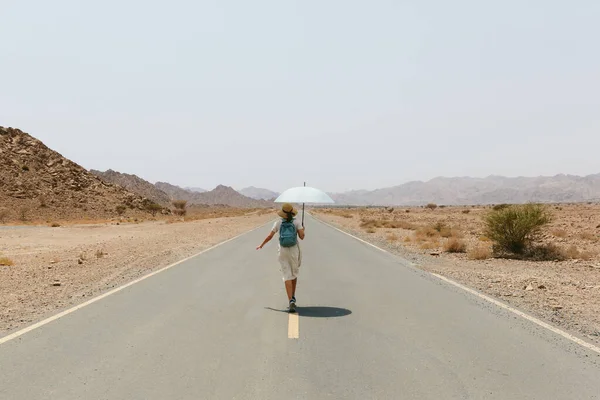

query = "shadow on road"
[265, 306, 352, 318]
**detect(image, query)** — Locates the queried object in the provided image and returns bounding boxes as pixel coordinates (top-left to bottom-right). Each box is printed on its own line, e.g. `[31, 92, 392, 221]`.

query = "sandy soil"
[313, 205, 600, 345]
[0, 212, 274, 334]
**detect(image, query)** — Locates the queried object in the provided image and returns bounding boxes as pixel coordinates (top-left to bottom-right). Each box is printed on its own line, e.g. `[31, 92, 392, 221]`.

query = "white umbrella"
[275, 183, 334, 226]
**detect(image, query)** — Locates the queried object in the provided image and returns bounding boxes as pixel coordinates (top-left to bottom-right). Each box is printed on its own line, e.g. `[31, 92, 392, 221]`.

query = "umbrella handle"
[302, 203, 305, 227]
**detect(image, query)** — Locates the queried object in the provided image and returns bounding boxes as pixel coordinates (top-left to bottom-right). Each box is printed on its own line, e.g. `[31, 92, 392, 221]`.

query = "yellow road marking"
[288, 313, 299, 339]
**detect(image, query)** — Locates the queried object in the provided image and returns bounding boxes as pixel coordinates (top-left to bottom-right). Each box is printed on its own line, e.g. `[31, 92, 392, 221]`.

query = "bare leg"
[284, 280, 294, 301]
[291, 278, 297, 298]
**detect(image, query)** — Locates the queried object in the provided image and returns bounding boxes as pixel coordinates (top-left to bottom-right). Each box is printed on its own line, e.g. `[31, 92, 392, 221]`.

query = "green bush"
[484, 203, 552, 255]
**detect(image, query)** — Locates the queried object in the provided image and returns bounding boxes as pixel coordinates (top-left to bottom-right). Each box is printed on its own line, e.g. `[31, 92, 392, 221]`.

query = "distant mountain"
[155, 182, 271, 208]
[155, 182, 195, 202]
[239, 186, 279, 200]
[330, 174, 600, 206]
[91, 169, 171, 206]
[185, 187, 207, 193]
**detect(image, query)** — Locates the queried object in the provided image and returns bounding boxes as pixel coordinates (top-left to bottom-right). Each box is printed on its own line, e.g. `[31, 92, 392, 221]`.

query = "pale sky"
[1, 1, 599, 193]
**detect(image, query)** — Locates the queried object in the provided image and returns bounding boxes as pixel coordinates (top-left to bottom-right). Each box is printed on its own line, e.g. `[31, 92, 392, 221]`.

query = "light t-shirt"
[272, 218, 303, 234]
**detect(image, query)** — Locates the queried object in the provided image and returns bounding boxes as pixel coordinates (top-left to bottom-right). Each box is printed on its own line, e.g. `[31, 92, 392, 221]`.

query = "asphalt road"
[1, 216, 600, 399]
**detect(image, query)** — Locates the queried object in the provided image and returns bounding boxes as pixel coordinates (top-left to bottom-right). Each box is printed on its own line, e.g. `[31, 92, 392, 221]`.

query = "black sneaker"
[291, 296, 296, 304]
[288, 299, 297, 313]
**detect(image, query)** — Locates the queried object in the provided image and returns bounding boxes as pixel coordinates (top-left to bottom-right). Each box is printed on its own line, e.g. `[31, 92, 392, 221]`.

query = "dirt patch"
[0, 212, 274, 335]
[313, 205, 600, 345]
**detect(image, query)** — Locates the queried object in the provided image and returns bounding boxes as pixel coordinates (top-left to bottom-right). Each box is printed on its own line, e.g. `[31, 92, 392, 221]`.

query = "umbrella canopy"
[274, 186, 334, 204]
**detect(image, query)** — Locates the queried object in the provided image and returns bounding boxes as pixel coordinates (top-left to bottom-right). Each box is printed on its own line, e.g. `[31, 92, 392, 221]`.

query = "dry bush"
[340, 213, 354, 219]
[95, 250, 105, 259]
[462, 209, 471, 214]
[415, 226, 439, 241]
[468, 245, 492, 260]
[0, 256, 15, 266]
[420, 241, 439, 250]
[426, 203, 438, 210]
[172, 200, 188, 217]
[39, 195, 48, 208]
[493, 204, 510, 211]
[551, 229, 568, 238]
[115, 205, 127, 216]
[366, 227, 376, 234]
[479, 236, 491, 242]
[484, 203, 552, 255]
[19, 207, 30, 222]
[578, 232, 597, 241]
[444, 238, 467, 253]
[386, 233, 399, 242]
[50, 222, 61, 227]
[403, 236, 412, 243]
[0, 208, 9, 223]
[360, 219, 415, 230]
[145, 202, 163, 217]
[564, 245, 597, 260]
[525, 243, 567, 261]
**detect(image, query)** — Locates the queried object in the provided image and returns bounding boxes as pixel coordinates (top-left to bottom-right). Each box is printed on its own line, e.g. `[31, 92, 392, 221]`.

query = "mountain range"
[329, 174, 600, 206]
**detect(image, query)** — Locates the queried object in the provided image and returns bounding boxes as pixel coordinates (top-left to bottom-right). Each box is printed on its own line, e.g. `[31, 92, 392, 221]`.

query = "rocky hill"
[331, 174, 600, 206]
[0, 126, 155, 222]
[156, 182, 271, 208]
[91, 169, 171, 206]
[239, 186, 279, 201]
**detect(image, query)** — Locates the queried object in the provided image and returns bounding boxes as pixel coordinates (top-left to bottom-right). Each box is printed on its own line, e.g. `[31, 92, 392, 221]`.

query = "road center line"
[288, 313, 299, 339]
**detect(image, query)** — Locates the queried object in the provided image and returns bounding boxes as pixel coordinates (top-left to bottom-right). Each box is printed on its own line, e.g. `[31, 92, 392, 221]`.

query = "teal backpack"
[279, 219, 298, 247]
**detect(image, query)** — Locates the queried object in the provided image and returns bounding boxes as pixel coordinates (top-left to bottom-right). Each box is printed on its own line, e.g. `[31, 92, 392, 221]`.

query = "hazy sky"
[1, 1, 599, 193]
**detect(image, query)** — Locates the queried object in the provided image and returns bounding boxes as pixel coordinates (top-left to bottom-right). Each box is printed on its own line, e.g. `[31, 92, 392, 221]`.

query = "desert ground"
[312, 204, 600, 345]
[0, 208, 275, 334]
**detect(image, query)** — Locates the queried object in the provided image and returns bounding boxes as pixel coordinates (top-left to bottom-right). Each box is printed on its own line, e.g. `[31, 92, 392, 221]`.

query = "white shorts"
[278, 243, 302, 281]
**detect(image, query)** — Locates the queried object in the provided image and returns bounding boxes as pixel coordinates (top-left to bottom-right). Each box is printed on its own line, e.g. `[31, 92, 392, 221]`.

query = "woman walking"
[256, 203, 305, 313]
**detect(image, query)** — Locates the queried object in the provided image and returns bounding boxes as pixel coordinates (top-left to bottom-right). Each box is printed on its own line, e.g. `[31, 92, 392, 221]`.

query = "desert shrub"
[578, 232, 597, 241]
[433, 222, 446, 232]
[386, 233, 399, 242]
[21, 165, 29, 171]
[366, 227, 376, 234]
[484, 203, 552, 255]
[0, 208, 9, 223]
[462, 209, 471, 214]
[403, 236, 412, 243]
[564, 245, 597, 260]
[50, 222, 61, 227]
[145, 202, 163, 217]
[468, 245, 492, 260]
[426, 203, 438, 210]
[340, 213, 354, 219]
[420, 240, 439, 250]
[19, 207, 29, 222]
[95, 249, 105, 259]
[405, 209, 410, 213]
[39, 195, 48, 208]
[116, 205, 127, 215]
[0, 257, 15, 266]
[524, 243, 567, 261]
[493, 204, 510, 211]
[360, 219, 415, 230]
[551, 229, 568, 238]
[386, 207, 394, 213]
[172, 200, 188, 217]
[444, 238, 467, 253]
[415, 226, 439, 240]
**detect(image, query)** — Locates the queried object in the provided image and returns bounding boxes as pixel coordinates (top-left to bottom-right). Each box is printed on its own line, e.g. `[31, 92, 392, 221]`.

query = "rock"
[525, 284, 534, 291]
[77, 258, 83, 265]
[538, 284, 546, 289]
[430, 252, 440, 256]
[52, 281, 61, 287]
[552, 305, 563, 311]
[491, 279, 501, 283]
